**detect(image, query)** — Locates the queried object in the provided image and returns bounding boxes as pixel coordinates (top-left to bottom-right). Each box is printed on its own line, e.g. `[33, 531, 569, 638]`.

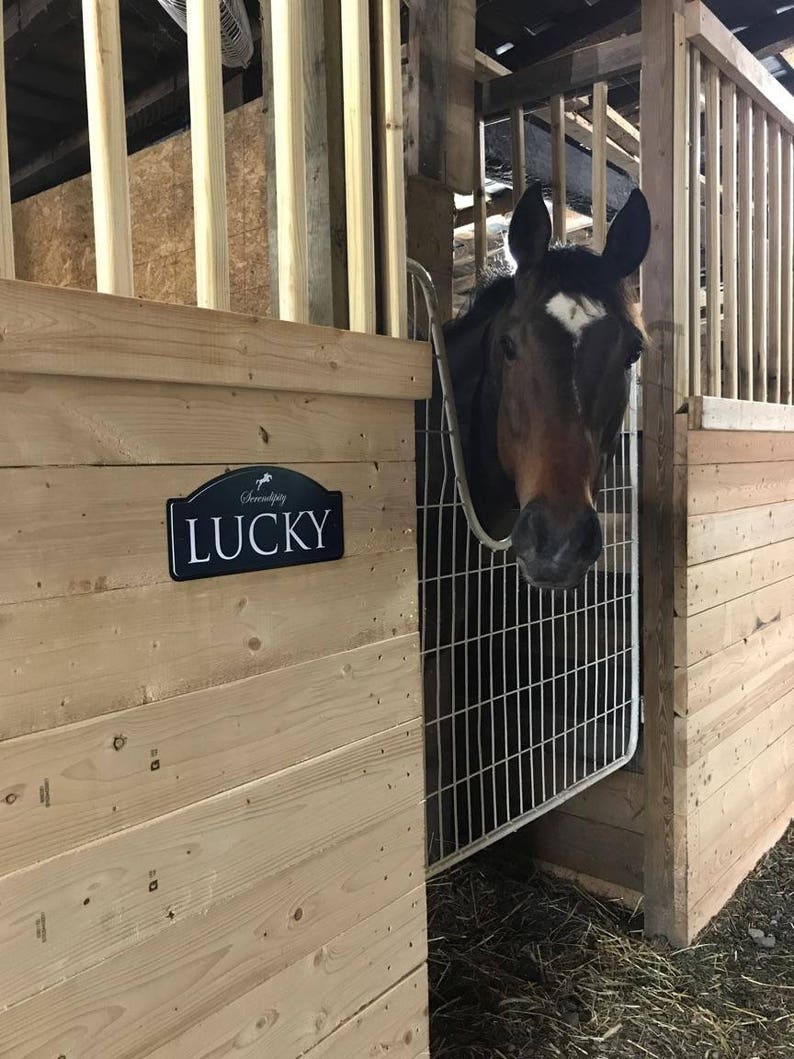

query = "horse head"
[447, 182, 651, 590]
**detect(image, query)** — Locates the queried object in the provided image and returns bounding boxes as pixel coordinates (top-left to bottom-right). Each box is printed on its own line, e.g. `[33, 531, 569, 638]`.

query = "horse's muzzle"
[512, 499, 602, 590]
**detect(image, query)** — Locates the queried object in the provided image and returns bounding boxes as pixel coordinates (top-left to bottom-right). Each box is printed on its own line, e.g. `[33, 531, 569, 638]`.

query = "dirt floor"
[428, 823, 794, 1058]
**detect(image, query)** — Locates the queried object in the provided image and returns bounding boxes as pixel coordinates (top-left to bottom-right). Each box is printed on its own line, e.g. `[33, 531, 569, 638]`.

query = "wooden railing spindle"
[783, 133, 794, 405]
[510, 105, 526, 207]
[703, 59, 721, 396]
[768, 123, 782, 402]
[550, 94, 567, 241]
[591, 81, 608, 252]
[721, 78, 738, 398]
[752, 106, 768, 401]
[737, 93, 753, 400]
[688, 46, 702, 396]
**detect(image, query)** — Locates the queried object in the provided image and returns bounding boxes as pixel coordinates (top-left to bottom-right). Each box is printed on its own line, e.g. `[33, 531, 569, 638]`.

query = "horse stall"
[0, 2, 433, 1056]
[442, 0, 794, 949]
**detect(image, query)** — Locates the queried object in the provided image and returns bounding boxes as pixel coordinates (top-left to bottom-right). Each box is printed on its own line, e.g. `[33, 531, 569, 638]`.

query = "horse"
[419, 182, 651, 864]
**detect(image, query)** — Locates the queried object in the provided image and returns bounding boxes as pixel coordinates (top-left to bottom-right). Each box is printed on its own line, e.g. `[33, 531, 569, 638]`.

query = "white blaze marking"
[545, 292, 606, 342]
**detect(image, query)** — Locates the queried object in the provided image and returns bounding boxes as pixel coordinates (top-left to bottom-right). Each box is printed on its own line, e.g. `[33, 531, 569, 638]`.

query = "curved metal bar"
[407, 257, 512, 552]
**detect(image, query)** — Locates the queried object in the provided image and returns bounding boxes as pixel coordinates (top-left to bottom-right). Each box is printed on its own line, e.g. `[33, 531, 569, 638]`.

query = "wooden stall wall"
[676, 397, 794, 941]
[11, 100, 268, 314]
[0, 280, 430, 1057]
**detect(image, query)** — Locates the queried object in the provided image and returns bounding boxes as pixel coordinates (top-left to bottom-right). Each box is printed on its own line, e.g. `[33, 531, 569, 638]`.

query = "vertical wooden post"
[688, 47, 701, 396]
[341, 0, 376, 333]
[721, 78, 738, 399]
[550, 94, 567, 241]
[737, 94, 753, 399]
[0, 16, 14, 279]
[186, 0, 230, 310]
[372, 0, 408, 338]
[640, 0, 689, 947]
[752, 107, 768, 401]
[703, 60, 721, 397]
[473, 114, 487, 279]
[591, 81, 608, 253]
[510, 106, 526, 208]
[768, 123, 782, 403]
[270, 0, 309, 322]
[782, 133, 793, 406]
[82, 0, 133, 296]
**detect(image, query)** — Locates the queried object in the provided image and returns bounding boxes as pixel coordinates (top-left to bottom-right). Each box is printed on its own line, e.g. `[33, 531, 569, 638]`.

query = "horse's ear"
[508, 182, 551, 272]
[602, 188, 651, 279]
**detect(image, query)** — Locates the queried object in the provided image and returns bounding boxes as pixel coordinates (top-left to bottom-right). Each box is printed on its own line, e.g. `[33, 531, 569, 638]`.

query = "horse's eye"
[501, 335, 518, 362]
[626, 341, 643, 367]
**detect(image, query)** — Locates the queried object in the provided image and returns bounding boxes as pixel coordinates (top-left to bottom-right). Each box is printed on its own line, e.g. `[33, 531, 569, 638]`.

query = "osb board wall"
[0, 285, 430, 1056]
[11, 100, 269, 314]
[675, 412, 794, 940]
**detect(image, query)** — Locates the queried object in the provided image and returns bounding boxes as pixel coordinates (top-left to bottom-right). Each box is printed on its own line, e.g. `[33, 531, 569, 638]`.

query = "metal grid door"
[409, 261, 641, 875]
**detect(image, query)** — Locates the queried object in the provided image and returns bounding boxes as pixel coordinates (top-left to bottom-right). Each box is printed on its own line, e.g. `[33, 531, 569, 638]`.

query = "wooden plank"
[640, 0, 690, 945]
[0, 374, 415, 467]
[549, 769, 644, 835]
[721, 78, 738, 399]
[304, 967, 429, 1059]
[0, 462, 415, 604]
[703, 59, 721, 397]
[259, 0, 279, 315]
[0, 721, 423, 1009]
[685, 2, 794, 138]
[0, 280, 430, 400]
[686, 573, 794, 665]
[685, 537, 794, 616]
[81, 0, 134, 296]
[482, 33, 642, 117]
[0, 12, 14, 279]
[550, 94, 567, 242]
[186, 0, 230, 310]
[531, 859, 643, 910]
[737, 93, 753, 399]
[688, 499, 794, 565]
[271, 0, 309, 322]
[752, 106, 768, 401]
[524, 812, 643, 893]
[0, 807, 424, 1058]
[688, 799, 791, 937]
[473, 116, 487, 279]
[0, 548, 417, 740]
[147, 892, 427, 1059]
[689, 395, 794, 432]
[783, 133, 794, 405]
[510, 105, 526, 208]
[688, 45, 702, 396]
[444, 0, 476, 194]
[0, 635, 420, 875]
[591, 82, 608, 253]
[373, 0, 408, 339]
[684, 635, 794, 762]
[533, 106, 640, 181]
[341, 0, 376, 333]
[689, 751, 794, 909]
[768, 122, 783, 402]
[688, 460, 794, 514]
[686, 611, 794, 717]
[682, 686, 794, 811]
[686, 429, 794, 465]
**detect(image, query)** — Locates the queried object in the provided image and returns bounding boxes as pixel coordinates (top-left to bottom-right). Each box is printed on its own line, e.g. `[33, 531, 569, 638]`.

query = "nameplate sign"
[167, 466, 344, 582]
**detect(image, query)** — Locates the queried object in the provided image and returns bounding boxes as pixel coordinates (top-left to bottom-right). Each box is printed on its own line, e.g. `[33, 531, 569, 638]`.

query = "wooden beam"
[768, 123, 782, 403]
[752, 107, 768, 401]
[782, 134, 793, 406]
[550, 94, 567, 241]
[591, 82, 608, 252]
[270, 0, 309, 322]
[186, 0, 229, 310]
[640, 0, 689, 946]
[373, 0, 408, 338]
[703, 59, 721, 397]
[482, 32, 642, 117]
[341, 0, 376, 333]
[737, 93, 753, 400]
[81, 0, 134, 296]
[688, 46, 702, 396]
[686, 1, 794, 138]
[0, 14, 14, 279]
[721, 77, 738, 400]
[510, 106, 526, 207]
[473, 115, 487, 279]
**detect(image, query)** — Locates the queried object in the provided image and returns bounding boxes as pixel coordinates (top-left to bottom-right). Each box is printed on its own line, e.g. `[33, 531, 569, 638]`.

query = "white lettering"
[249, 512, 279, 556]
[212, 515, 244, 561]
[306, 508, 332, 549]
[283, 510, 310, 552]
[186, 519, 211, 564]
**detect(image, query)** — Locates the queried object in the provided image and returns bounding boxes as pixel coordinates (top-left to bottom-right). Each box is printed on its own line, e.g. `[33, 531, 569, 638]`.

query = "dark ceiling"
[4, 0, 794, 202]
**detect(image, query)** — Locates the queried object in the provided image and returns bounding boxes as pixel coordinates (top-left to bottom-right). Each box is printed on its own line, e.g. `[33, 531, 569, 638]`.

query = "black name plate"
[167, 466, 344, 582]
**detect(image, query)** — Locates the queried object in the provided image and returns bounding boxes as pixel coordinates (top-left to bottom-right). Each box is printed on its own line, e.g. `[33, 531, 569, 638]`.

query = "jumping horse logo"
[255, 472, 273, 490]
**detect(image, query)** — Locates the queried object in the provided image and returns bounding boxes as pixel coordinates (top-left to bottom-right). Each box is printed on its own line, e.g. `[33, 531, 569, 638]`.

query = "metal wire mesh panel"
[409, 262, 640, 875]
